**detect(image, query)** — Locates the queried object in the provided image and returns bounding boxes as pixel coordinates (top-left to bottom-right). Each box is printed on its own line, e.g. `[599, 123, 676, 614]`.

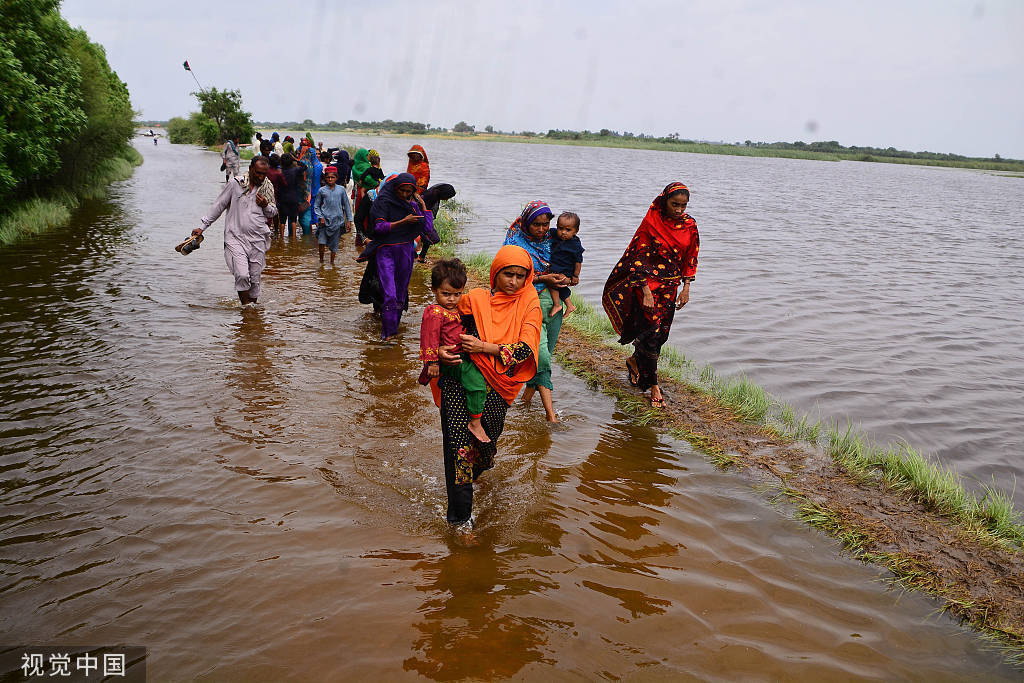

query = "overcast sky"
[61, 0, 1024, 158]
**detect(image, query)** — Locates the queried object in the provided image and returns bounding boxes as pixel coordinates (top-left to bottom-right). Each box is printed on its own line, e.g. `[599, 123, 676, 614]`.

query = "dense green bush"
[0, 0, 136, 204]
[167, 112, 220, 145]
[57, 27, 136, 189]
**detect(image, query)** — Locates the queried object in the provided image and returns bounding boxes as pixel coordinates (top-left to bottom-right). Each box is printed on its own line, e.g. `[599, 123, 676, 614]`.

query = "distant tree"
[166, 112, 218, 145]
[995, 153, 1002, 160]
[452, 121, 475, 133]
[302, 118, 315, 127]
[327, 120, 341, 128]
[599, 129, 611, 136]
[485, 124, 494, 133]
[191, 88, 254, 142]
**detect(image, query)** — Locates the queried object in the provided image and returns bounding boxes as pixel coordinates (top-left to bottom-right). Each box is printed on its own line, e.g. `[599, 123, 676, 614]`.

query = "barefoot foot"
[468, 419, 491, 443]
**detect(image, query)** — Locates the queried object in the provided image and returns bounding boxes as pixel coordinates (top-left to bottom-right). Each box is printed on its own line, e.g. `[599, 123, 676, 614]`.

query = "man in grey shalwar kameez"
[222, 136, 240, 182]
[193, 157, 277, 305]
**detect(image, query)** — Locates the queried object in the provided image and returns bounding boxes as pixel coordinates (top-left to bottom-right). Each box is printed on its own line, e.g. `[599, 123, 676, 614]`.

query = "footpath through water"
[0, 140, 1020, 679]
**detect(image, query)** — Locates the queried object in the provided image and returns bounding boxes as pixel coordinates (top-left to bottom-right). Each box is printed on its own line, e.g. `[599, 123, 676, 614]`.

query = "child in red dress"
[420, 259, 490, 443]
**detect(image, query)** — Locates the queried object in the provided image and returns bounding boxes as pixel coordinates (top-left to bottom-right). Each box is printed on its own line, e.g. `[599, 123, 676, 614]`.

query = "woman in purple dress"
[357, 173, 439, 339]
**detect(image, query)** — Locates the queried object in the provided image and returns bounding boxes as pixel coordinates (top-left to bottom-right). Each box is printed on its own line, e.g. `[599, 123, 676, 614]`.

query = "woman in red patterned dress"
[602, 182, 699, 408]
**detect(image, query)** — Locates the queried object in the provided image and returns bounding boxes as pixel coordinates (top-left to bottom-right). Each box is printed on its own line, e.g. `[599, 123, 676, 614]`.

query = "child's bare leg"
[318, 244, 325, 263]
[538, 386, 558, 423]
[330, 249, 336, 266]
[548, 287, 563, 317]
[468, 415, 491, 443]
[564, 295, 576, 316]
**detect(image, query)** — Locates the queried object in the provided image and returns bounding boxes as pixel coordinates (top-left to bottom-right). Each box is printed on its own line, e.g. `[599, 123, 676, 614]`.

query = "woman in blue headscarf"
[357, 173, 440, 339]
[503, 200, 570, 422]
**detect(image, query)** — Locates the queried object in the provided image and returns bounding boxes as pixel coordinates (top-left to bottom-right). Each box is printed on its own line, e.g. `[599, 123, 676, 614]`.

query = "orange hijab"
[458, 245, 541, 404]
[406, 144, 430, 190]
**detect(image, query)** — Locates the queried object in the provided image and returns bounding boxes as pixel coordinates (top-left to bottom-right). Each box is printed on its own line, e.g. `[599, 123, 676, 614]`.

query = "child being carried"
[544, 211, 585, 317]
[420, 259, 491, 443]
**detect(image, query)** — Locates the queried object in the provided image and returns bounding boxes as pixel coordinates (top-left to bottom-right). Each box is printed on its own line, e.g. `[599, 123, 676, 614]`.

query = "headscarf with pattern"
[502, 200, 554, 283]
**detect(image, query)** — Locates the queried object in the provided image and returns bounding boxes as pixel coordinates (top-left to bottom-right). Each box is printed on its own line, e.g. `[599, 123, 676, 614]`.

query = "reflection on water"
[0, 139, 1020, 679]
[404, 541, 556, 680]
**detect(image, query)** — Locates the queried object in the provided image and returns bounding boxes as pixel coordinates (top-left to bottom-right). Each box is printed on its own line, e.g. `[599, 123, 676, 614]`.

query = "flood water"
[0, 137, 1021, 679]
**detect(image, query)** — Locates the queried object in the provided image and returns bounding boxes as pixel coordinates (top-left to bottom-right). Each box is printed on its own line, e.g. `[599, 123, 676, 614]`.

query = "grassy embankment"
[0, 145, 143, 247]
[427, 199, 1024, 660]
[293, 126, 1024, 173]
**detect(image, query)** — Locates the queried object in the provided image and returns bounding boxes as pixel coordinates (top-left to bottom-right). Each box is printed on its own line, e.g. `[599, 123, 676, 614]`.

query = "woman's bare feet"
[625, 357, 640, 387]
[468, 417, 491, 443]
[649, 385, 665, 408]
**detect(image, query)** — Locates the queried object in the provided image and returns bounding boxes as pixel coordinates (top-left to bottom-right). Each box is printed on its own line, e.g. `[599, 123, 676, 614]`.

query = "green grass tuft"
[564, 294, 616, 340]
[825, 422, 1024, 548]
[430, 199, 474, 259]
[0, 198, 75, 245]
[712, 374, 772, 423]
[1, 145, 142, 246]
[977, 481, 1024, 546]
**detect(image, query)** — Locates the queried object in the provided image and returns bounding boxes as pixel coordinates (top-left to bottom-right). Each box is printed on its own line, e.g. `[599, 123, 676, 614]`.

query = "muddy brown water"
[0, 138, 1020, 679]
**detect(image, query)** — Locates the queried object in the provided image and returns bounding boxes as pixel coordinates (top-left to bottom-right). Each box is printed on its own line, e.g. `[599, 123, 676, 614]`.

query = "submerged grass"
[0, 145, 143, 246]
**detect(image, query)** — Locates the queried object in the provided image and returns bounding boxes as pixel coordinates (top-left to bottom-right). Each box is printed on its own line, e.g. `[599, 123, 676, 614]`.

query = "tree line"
[0, 0, 136, 206]
[244, 117, 1017, 164]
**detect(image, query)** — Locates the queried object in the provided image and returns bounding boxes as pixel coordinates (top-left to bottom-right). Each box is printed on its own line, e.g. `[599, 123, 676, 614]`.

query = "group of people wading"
[194, 142, 699, 530]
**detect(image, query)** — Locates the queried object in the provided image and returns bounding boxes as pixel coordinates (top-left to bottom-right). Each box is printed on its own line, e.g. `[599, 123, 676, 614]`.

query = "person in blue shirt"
[544, 211, 584, 317]
[315, 166, 354, 266]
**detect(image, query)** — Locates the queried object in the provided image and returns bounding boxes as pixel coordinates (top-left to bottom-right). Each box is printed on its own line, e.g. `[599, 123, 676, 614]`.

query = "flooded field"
[0, 138, 1021, 679]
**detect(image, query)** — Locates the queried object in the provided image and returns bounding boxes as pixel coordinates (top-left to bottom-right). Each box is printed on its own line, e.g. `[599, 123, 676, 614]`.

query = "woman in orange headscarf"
[602, 182, 699, 408]
[436, 245, 541, 527]
[406, 144, 430, 191]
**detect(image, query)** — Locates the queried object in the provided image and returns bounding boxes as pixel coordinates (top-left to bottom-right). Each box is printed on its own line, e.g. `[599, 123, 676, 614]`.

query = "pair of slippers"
[626, 360, 666, 407]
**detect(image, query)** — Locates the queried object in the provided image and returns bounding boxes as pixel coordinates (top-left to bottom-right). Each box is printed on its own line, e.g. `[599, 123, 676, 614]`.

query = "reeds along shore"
[425, 198, 1024, 660]
[0, 146, 143, 247]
